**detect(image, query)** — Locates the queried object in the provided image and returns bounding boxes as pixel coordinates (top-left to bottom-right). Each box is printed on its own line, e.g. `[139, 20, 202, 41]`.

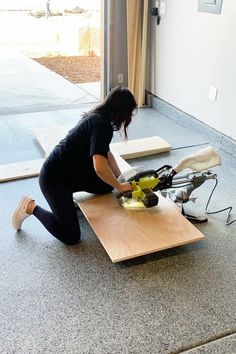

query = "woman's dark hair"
[90, 85, 137, 139]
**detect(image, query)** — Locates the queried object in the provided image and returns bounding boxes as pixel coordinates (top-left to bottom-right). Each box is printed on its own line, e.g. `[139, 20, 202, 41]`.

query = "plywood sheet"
[32, 126, 171, 158]
[74, 192, 204, 263]
[73, 151, 204, 263]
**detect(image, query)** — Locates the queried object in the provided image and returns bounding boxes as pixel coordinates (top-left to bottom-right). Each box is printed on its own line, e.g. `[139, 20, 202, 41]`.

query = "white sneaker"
[12, 195, 34, 231]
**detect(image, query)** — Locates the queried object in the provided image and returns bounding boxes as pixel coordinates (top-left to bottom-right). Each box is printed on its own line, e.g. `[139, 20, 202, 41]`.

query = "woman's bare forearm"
[93, 154, 131, 192]
[107, 151, 121, 178]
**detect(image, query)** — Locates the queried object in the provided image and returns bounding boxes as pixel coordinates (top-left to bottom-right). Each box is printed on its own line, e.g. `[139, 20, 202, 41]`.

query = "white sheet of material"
[174, 146, 221, 173]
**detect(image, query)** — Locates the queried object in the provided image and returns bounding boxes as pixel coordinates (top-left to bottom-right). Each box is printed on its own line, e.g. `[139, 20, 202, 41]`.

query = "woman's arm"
[107, 151, 121, 178]
[93, 154, 131, 192]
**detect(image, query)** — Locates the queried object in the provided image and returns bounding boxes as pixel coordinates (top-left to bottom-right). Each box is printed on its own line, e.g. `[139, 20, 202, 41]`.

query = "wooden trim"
[127, 0, 142, 98]
[138, 0, 149, 106]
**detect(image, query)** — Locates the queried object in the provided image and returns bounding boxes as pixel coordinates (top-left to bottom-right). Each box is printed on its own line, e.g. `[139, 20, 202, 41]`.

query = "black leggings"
[33, 165, 112, 245]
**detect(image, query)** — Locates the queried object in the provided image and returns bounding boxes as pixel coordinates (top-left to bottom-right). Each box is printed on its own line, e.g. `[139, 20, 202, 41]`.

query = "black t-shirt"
[45, 112, 114, 190]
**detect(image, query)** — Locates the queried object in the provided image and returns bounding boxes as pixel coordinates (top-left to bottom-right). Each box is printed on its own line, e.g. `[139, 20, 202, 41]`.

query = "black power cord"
[205, 178, 236, 225]
[165, 178, 236, 225]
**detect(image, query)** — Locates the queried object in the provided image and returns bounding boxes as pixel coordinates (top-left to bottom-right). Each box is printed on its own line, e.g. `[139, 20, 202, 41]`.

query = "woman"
[12, 86, 137, 245]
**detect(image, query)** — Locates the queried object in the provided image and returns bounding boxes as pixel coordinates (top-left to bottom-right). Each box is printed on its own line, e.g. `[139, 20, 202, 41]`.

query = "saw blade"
[119, 197, 146, 210]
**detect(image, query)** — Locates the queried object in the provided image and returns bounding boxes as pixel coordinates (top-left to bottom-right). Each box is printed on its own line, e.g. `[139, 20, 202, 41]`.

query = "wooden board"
[0, 159, 44, 183]
[32, 126, 171, 158]
[0, 152, 129, 183]
[111, 136, 171, 159]
[74, 152, 204, 263]
[33, 125, 70, 156]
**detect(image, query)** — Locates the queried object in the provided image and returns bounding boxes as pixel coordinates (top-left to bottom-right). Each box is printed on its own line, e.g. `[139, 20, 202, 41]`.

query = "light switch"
[209, 86, 218, 101]
[198, 0, 223, 14]
[160, 2, 166, 15]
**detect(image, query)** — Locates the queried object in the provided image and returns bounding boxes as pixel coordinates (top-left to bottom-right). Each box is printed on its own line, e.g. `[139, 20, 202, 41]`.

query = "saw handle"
[115, 180, 142, 199]
[115, 189, 132, 199]
[115, 182, 134, 199]
[127, 169, 157, 182]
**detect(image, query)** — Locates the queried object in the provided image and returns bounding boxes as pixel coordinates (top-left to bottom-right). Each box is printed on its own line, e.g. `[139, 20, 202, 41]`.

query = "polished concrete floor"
[0, 51, 236, 354]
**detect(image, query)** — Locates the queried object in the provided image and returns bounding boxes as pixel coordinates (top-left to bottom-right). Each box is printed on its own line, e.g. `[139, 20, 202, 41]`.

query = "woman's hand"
[117, 182, 132, 193]
[93, 154, 132, 191]
[93, 154, 134, 194]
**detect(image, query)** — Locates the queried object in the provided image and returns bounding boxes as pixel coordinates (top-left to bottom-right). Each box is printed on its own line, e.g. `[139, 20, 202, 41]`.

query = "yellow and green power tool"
[115, 147, 221, 217]
[116, 165, 175, 209]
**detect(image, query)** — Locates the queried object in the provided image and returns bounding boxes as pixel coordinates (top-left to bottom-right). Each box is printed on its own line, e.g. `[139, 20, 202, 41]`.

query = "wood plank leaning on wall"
[127, 0, 149, 107]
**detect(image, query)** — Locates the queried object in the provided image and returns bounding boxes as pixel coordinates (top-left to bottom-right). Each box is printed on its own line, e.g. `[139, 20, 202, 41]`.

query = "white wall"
[148, 0, 236, 140]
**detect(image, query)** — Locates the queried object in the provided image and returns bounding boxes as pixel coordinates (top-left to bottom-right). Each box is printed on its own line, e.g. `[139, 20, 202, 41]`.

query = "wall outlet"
[209, 86, 218, 101]
[118, 73, 123, 84]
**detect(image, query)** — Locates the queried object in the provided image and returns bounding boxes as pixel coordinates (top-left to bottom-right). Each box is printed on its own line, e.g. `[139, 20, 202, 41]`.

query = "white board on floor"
[111, 136, 171, 159]
[32, 126, 171, 158]
[0, 159, 43, 182]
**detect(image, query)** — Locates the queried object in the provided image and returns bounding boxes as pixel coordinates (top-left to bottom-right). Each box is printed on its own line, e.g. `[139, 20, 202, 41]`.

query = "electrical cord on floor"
[205, 178, 236, 225]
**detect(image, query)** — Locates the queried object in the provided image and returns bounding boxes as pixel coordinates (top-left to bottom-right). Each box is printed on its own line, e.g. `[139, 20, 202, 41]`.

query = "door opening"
[0, 0, 108, 180]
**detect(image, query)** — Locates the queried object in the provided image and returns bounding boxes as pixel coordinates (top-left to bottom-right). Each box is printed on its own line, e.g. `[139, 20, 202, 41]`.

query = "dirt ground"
[33, 55, 101, 84]
[0, 11, 101, 84]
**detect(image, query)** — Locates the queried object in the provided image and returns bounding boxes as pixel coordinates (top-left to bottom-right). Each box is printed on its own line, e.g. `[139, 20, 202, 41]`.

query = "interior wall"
[148, 0, 236, 140]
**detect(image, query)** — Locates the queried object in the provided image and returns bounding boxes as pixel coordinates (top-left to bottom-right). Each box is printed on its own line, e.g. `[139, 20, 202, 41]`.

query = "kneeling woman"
[12, 86, 137, 245]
